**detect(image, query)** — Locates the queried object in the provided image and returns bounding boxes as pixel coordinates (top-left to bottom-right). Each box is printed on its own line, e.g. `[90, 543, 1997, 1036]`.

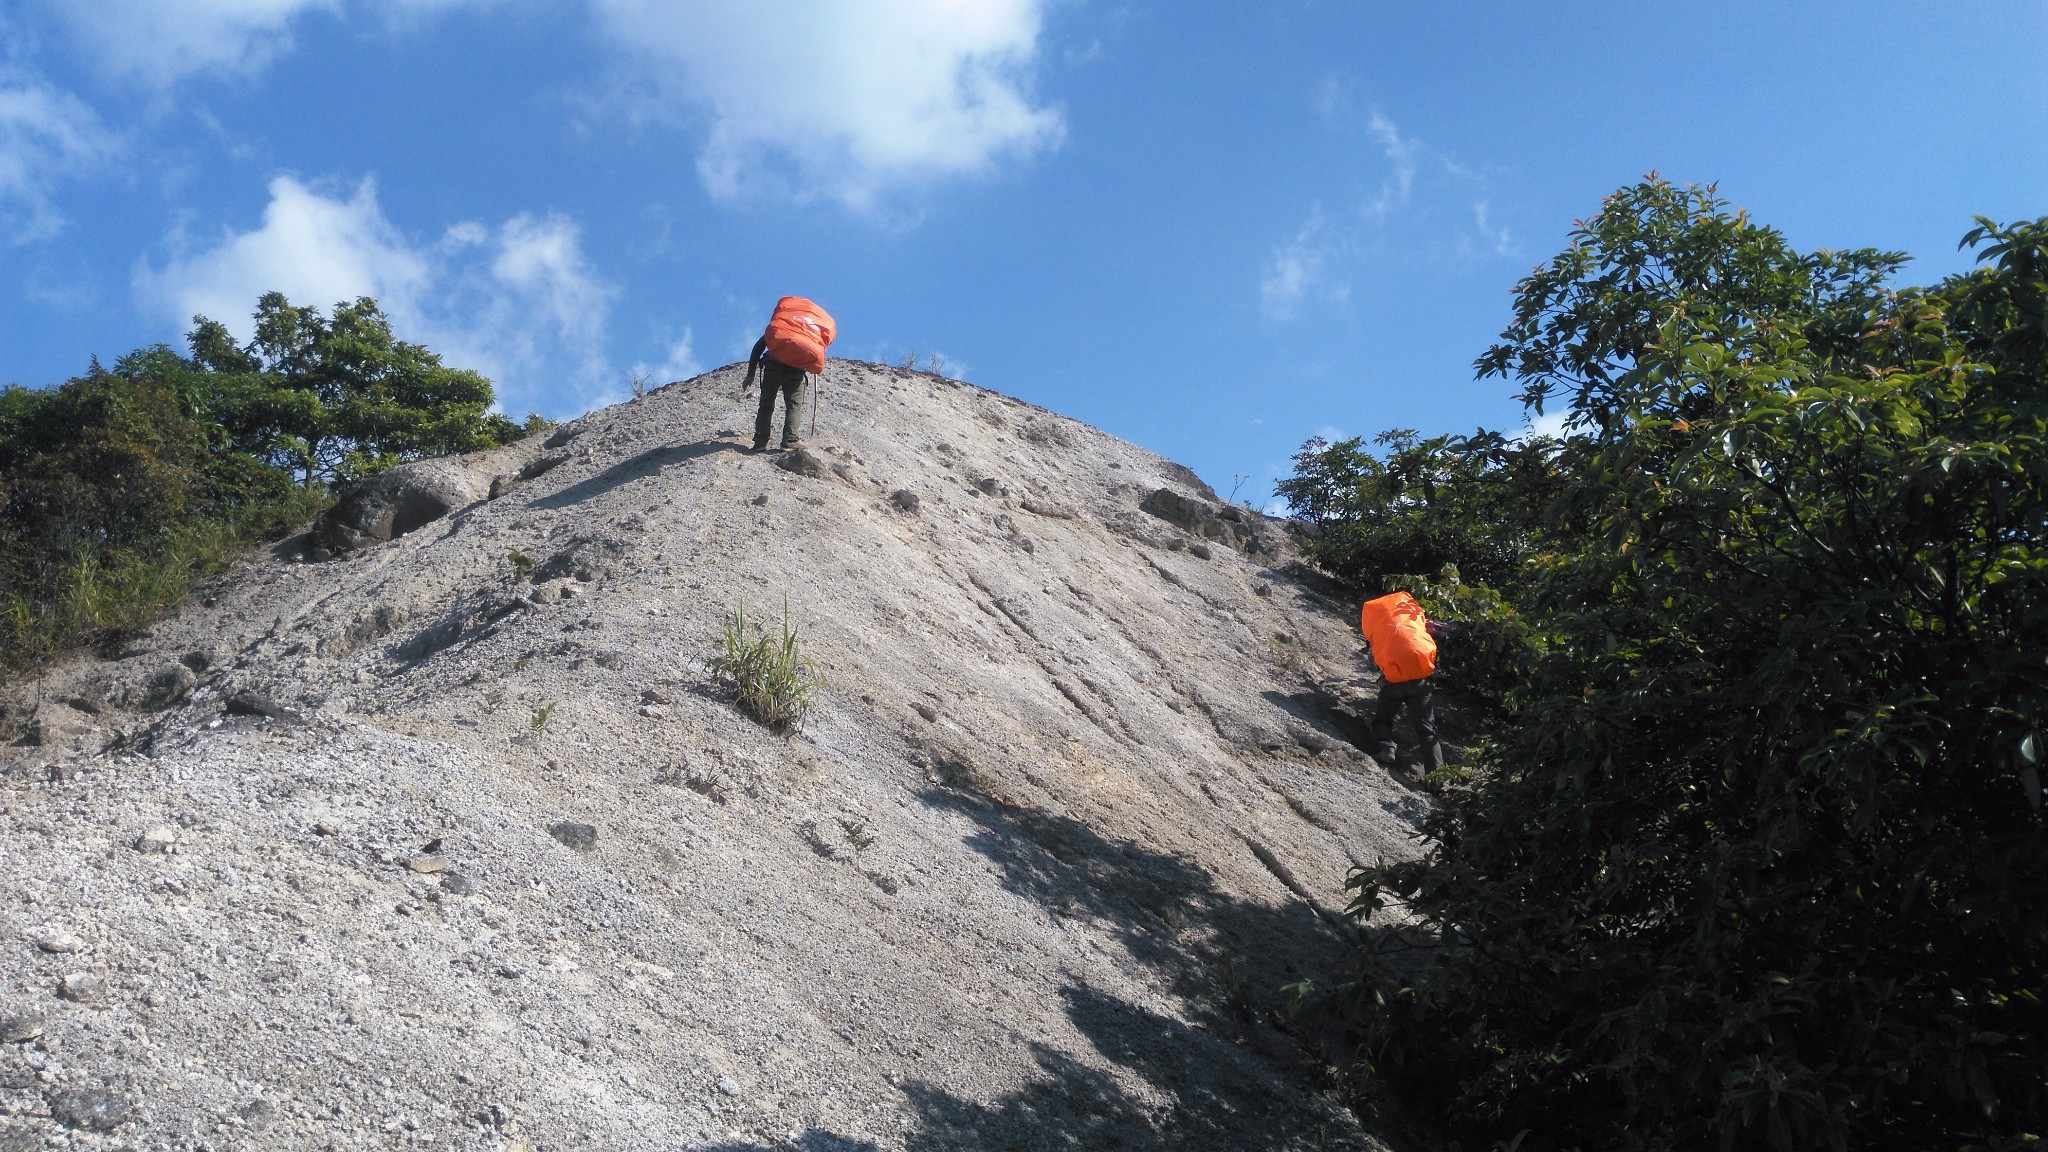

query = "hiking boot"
[749, 442, 768, 453]
[779, 439, 805, 452]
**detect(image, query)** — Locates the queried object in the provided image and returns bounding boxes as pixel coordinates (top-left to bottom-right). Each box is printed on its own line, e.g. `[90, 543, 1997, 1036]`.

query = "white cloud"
[46, 0, 339, 87]
[0, 74, 120, 241]
[590, 0, 1063, 208]
[1517, 407, 1572, 442]
[629, 332, 702, 390]
[136, 175, 620, 416]
[1260, 108, 1519, 321]
[1261, 205, 1334, 321]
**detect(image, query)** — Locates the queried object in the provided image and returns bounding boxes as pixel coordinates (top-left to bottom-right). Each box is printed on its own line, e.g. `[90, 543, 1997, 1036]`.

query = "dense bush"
[1313, 182, 2047, 1150]
[1, 294, 539, 674]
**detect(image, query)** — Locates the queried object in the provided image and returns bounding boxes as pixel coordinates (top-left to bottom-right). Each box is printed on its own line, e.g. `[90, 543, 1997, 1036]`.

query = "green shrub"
[1319, 181, 2048, 1151]
[707, 602, 823, 733]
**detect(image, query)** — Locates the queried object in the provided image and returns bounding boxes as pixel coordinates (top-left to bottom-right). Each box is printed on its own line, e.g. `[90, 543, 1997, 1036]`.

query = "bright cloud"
[46, 0, 339, 87]
[1260, 206, 1333, 321]
[590, 0, 1064, 207]
[137, 175, 619, 415]
[0, 74, 119, 242]
[1261, 107, 1518, 321]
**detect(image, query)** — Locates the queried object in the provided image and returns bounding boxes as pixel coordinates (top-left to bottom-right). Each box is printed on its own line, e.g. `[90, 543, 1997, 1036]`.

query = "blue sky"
[2, 1, 2042, 501]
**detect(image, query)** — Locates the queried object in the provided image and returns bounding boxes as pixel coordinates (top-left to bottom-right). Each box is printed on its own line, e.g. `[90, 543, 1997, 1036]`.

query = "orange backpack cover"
[1359, 591, 1438, 683]
[762, 296, 837, 374]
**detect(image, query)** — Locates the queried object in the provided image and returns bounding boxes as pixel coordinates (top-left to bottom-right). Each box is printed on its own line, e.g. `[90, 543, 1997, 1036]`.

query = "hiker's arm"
[740, 337, 767, 394]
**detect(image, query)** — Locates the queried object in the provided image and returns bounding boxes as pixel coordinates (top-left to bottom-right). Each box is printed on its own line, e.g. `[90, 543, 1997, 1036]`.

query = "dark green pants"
[1373, 675, 1445, 770]
[753, 363, 807, 449]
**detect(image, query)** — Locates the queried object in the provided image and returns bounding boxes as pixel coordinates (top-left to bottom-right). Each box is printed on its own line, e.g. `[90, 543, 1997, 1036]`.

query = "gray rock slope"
[0, 362, 1429, 1151]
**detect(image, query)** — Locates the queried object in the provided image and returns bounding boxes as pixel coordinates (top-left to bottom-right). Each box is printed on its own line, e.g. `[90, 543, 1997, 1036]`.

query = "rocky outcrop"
[1141, 486, 1271, 553]
[312, 459, 488, 555]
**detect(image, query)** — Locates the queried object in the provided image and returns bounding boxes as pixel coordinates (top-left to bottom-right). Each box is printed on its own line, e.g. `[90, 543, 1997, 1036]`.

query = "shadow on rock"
[529, 439, 742, 509]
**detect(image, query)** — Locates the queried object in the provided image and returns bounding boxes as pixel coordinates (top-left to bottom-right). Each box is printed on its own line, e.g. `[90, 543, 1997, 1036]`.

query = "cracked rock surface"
[1, 361, 1424, 1151]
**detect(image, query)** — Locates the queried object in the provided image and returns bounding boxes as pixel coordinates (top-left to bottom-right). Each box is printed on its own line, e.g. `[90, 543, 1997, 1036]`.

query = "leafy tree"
[1276, 429, 1560, 590]
[2, 292, 540, 673]
[187, 292, 528, 486]
[1327, 181, 2048, 1150]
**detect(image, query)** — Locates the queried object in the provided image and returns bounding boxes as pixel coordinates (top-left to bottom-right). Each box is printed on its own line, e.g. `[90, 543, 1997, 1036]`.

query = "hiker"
[1359, 590, 1446, 773]
[741, 296, 837, 452]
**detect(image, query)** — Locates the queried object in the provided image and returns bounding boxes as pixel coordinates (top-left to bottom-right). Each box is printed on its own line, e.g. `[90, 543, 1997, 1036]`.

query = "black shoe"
[749, 442, 768, 453]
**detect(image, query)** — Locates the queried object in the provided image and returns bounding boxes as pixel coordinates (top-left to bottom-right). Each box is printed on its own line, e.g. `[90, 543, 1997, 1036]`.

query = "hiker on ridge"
[1359, 590, 1446, 775]
[741, 296, 837, 453]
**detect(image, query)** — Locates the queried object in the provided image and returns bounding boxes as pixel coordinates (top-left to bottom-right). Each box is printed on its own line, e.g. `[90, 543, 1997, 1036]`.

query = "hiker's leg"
[753, 380, 779, 449]
[1411, 677, 1445, 770]
[779, 373, 808, 447]
[1371, 681, 1405, 764]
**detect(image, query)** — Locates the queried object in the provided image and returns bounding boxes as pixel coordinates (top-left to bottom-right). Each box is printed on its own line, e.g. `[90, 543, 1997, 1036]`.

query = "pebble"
[547, 821, 599, 852]
[440, 873, 475, 896]
[32, 930, 85, 955]
[59, 972, 105, 1003]
[717, 1076, 742, 1096]
[0, 1014, 46, 1043]
[638, 704, 669, 719]
[134, 826, 178, 854]
[406, 856, 448, 874]
[315, 819, 341, 836]
[46, 1085, 132, 1132]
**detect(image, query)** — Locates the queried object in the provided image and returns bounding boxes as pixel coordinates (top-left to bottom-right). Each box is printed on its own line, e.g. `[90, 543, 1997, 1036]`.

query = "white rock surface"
[0, 362, 1427, 1150]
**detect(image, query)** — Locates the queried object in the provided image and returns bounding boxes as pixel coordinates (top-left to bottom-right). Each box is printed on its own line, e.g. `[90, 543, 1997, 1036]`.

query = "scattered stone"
[32, 929, 85, 955]
[224, 690, 285, 718]
[640, 688, 673, 706]
[594, 651, 625, 670]
[496, 964, 525, 979]
[0, 1013, 45, 1043]
[406, 856, 448, 875]
[560, 582, 584, 601]
[179, 650, 213, 672]
[422, 837, 444, 853]
[27, 707, 94, 748]
[58, 972, 105, 1004]
[638, 704, 669, 719]
[440, 873, 475, 896]
[1019, 498, 1074, 519]
[751, 494, 770, 506]
[975, 477, 1005, 497]
[64, 695, 101, 715]
[547, 821, 599, 852]
[46, 1085, 132, 1131]
[1188, 542, 1213, 560]
[913, 702, 938, 722]
[775, 449, 827, 479]
[314, 819, 341, 837]
[888, 488, 921, 513]
[143, 665, 196, 710]
[717, 1076, 742, 1097]
[528, 579, 569, 606]
[134, 827, 177, 854]
[238, 1098, 276, 1131]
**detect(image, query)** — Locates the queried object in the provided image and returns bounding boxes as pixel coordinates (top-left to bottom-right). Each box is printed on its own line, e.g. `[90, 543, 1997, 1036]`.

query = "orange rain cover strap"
[1359, 591, 1438, 683]
[762, 296, 837, 374]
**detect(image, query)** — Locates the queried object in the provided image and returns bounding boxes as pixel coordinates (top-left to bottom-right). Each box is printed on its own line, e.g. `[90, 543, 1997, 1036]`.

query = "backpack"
[1359, 591, 1438, 683]
[763, 297, 837, 374]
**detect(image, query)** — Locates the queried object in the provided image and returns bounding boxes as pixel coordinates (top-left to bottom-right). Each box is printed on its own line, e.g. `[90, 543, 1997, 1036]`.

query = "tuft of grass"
[529, 701, 557, 735]
[707, 600, 823, 734]
[508, 549, 535, 581]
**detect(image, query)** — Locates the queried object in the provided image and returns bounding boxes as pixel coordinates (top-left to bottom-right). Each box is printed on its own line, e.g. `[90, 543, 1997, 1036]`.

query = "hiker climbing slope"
[1359, 590, 1446, 774]
[742, 296, 837, 452]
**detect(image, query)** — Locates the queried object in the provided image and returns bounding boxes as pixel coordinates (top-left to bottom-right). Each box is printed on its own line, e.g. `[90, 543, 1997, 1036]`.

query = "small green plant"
[507, 549, 535, 581]
[707, 600, 823, 733]
[529, 701, 557, 735]
[628, 370, 651, 401]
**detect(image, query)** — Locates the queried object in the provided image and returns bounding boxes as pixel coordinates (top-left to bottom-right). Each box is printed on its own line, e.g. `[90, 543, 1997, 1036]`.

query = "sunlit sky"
[3, 1, 2042, 499]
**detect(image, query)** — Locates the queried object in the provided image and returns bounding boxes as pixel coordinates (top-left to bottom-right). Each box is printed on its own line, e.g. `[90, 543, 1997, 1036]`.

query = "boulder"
[313, 460, 488, 555]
